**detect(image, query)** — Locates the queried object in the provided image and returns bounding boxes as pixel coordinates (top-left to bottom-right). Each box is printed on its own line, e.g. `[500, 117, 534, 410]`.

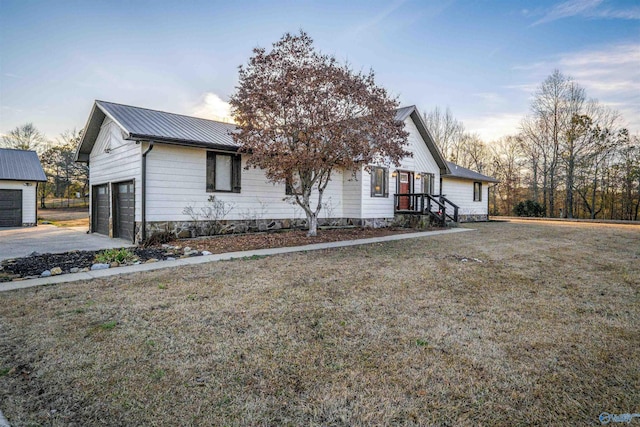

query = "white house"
[442, 162, 499, 222]
[0, 148, 47, 227]
[75, 101, 496, 243]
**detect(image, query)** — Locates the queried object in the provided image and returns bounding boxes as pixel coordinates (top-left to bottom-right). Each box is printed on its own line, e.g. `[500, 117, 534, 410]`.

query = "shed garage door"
[92, 184, 109, 235]
[114, 181, 134, 242]
[0, 189, 22, 227]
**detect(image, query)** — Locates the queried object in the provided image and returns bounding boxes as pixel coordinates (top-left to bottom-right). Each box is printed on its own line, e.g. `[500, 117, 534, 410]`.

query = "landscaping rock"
[91, 263, 110, 271]
[110, 262, 120, 268]
[201, 251, 212, 256]
[29, 251, 41, 257]
[41, 270, 51, 277]
[50, 267, 62, 276]
[70, 267, 80, 273]
[145, 258, 158, 263]
[166, 257, 176, 261]
[183, 247, 192, 253]
[80, 267, 90, 272]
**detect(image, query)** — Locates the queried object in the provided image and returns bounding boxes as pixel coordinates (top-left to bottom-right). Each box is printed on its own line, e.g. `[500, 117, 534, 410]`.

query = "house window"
[206, 152, 241, 193]
[473, 181, 482, 201]
[370, 166, 388, 197]
[421, 173, 435, 195]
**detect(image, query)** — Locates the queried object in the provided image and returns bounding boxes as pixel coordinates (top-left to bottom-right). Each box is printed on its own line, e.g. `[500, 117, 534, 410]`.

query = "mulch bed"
[167, 227, 415, 253]
[0, 227, 422, 282]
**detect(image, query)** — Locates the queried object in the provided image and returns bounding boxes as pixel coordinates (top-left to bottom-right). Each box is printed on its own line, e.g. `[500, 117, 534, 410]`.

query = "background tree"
[422, 106, 464, 162]
[39, 129, 88, 208]
[229, 31, 409, 236]
[1, 123, 47, 152]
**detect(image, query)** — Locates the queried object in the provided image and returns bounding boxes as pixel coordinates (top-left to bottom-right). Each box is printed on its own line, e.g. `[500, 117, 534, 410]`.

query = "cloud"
[463, 113, 524, 142]
[513, 42, 640, 131]
[531, 0, 639, 26]
[191, 92, 234, 123]
[347, 0, 408, 38]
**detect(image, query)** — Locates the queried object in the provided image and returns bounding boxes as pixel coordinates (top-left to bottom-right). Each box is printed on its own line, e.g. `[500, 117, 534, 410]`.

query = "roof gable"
[395, 105, 449, 174]
[76, 100, 239, 162]
[0, 148, 47, 182]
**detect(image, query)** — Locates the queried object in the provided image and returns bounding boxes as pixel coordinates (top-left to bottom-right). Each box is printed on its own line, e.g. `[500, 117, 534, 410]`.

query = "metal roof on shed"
[444, 161, 499, 183]
[0, 148, 47, 182]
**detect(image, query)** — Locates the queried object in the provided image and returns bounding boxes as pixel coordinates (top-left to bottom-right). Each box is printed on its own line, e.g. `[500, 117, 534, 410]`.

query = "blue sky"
[1, 0, 638, 142]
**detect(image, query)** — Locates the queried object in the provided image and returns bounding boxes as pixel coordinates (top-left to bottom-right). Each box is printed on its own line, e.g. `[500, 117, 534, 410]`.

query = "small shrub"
[0, 367, 10, 377]
[416, 339, 429, 347]
[95, 248, 136, 264]
[514, 200, 545, 217]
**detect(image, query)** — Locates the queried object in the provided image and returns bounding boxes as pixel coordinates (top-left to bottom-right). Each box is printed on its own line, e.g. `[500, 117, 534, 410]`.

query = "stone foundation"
[392, 214, 434, 229]
[458, 214, 488, 222]
[134, 217, 397, 243]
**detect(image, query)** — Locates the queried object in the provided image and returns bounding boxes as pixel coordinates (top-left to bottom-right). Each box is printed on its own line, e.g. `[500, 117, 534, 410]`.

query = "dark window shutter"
[206, 152, 215, 192]
[232, 154, 242, 193]
[370, 169, 375, 197]
[383, 168, 389, 198]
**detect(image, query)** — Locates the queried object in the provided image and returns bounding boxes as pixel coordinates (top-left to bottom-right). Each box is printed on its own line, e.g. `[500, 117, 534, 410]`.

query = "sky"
[1, 0, 638, 143]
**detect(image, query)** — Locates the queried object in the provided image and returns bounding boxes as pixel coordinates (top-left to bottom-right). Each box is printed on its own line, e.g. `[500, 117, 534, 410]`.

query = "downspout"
[141, 141, 154, 242]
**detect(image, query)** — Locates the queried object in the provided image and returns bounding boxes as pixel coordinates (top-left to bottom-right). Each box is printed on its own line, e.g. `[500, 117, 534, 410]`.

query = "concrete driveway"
[0, 225, 133, 261]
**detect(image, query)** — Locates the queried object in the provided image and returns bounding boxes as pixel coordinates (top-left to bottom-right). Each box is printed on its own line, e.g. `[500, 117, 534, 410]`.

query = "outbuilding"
[0, 148, 47, 227]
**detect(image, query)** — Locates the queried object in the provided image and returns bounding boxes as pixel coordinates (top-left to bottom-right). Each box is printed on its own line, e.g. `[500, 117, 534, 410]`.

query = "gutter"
[141, 141, 154, 242]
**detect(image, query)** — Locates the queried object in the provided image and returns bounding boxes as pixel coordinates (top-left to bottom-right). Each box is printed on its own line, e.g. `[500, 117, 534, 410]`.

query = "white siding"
[89, 118, 142, 220]
[342, 168, 362, 218]
[0, 180, 37, 224]
[145, 144, 345, 222]
[441, 177, 489, 216]
[360, 116, 442, 218]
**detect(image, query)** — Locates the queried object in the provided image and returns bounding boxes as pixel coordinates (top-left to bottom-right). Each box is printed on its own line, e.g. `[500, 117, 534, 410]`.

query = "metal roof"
[394, 105, 415, 122]
[0, 148, 47, 182]
[444, 161, 499, 183]
[76, 100, 239, 162]
[75, 101, 449, 175]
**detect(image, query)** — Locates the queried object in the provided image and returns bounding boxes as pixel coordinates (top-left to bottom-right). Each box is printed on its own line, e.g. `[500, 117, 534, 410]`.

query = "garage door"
[92, 184, 109, 235]
[0, 189, 22, 227]
[114, 181, 134, 242]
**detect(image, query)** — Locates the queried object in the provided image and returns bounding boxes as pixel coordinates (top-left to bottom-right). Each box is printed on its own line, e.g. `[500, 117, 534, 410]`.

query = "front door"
[398, 172, 411, 210]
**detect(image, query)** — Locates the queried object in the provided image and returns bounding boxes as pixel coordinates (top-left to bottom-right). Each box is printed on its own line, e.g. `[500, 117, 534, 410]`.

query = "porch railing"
[393, 193, 459, 224]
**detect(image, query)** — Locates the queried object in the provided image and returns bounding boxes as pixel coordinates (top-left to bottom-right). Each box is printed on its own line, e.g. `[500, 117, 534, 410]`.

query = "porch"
[393, 193, 459, 225]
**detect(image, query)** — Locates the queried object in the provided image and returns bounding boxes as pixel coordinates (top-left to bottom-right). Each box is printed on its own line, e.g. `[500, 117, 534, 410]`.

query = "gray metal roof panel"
[394, 105, 415, 122]
[96, 101, 239, 148]
[444, 161, 499, 183]
[0, 148, 47, 181]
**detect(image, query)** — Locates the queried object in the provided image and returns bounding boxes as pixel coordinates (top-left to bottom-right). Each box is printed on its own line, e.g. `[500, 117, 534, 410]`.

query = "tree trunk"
[566, 158, 574, 219]
[307, 212, 318, 237]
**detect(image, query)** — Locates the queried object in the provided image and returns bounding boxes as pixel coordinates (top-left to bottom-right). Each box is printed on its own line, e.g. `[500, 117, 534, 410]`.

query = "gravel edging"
[0, 228, 473, 292]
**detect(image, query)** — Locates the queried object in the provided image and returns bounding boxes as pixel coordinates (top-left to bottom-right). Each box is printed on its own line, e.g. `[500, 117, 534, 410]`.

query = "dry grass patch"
[0, 221, 638, 426]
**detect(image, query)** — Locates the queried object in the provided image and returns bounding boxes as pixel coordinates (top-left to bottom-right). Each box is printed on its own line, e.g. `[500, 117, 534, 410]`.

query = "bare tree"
[458, 132, 489, 173]
[489, 135, 523, 215]
[1, 123, 47, 152]
[422, 106, 464, 162]
[229, 31, 410, 236]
